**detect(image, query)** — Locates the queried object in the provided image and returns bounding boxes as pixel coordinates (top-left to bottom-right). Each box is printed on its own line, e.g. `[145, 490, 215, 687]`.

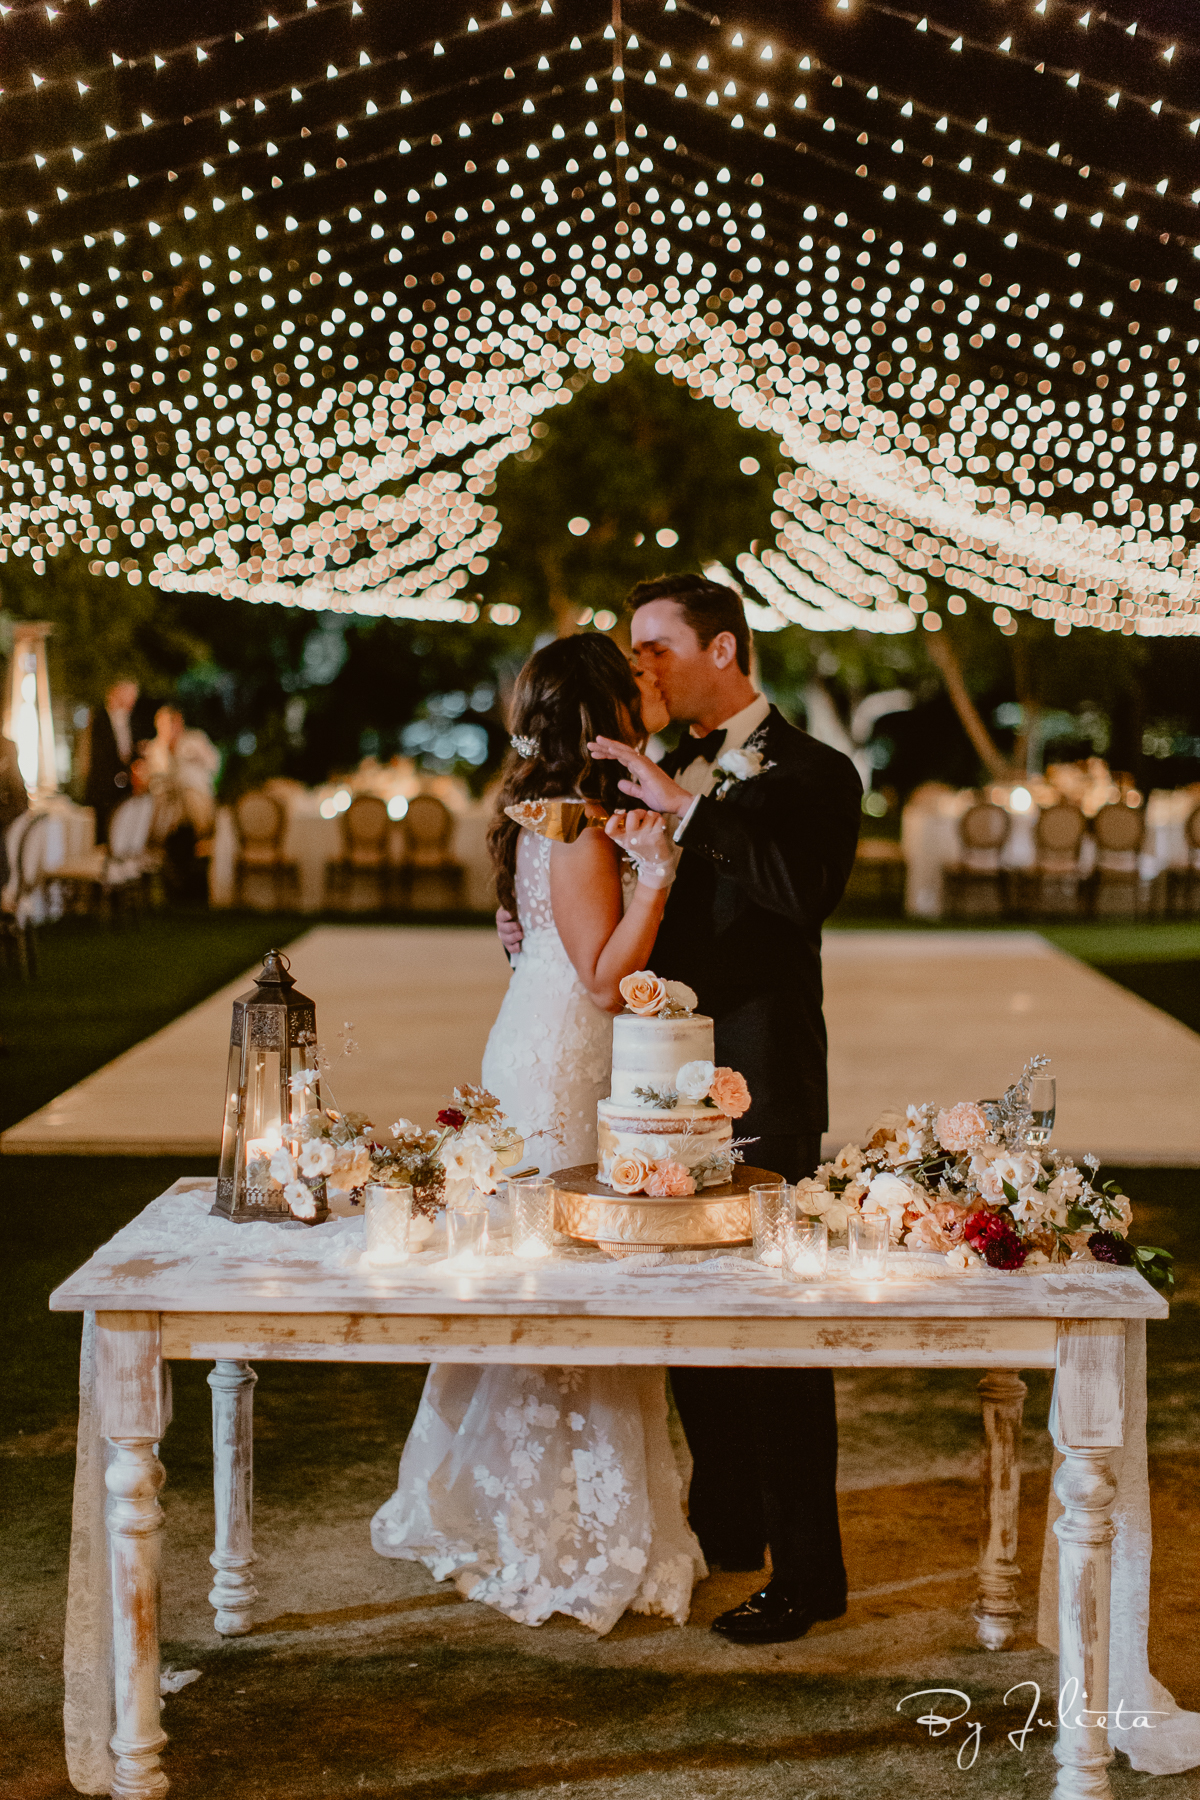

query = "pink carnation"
[645, 1161, 696, 1198]
[936, 1101, 990, 1153]
[709, 1067, 751, 1119]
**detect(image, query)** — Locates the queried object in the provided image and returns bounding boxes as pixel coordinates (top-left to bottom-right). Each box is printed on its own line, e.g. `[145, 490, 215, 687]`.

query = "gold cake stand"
[551, 1163, 780, 1257]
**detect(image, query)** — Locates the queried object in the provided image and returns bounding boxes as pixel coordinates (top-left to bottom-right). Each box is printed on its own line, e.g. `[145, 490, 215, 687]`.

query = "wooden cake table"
[50, 1178, 1169, 1800]
[553, 1161, 777, 1253]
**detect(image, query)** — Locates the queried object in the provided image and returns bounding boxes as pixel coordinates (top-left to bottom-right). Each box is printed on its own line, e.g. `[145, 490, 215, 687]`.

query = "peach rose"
[645, 1161, 696, 1198]
[609, 1153, 655, 1195]
[906, 1199, 972, 1254]
[936, 1101, 990, 1153]
[619, 970, 668, 1016]
[708, 1067, 751, 1118]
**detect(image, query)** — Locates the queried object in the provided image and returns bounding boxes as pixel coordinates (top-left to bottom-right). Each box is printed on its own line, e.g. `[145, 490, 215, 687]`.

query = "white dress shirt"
[107, 707, 134, 764]
[673, 691, 771, 839]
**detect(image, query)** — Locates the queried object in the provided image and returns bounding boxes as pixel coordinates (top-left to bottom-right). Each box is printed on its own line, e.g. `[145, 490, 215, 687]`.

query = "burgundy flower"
[1088, 1230, 1135, 1267]
[964, 1210, 1028, 1271]
[437, 1107, 466, 1131]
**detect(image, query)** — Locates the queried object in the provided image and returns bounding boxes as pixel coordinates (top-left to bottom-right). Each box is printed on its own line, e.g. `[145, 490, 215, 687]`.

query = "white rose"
[945, 1243, 983, 1272]
[676, 1059, 716, 1103]
[269, 1149, 297, 1185]
[716, 745, 763, 782]
[863, 1171, 914, 1240]
[665, 980, 698, 1014]
[299, 1139, 335, 1178]
[284, 1180, 318, 1220]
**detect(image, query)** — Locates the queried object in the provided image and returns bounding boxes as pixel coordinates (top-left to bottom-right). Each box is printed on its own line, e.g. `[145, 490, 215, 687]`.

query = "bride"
[372, 634, 707, 1633]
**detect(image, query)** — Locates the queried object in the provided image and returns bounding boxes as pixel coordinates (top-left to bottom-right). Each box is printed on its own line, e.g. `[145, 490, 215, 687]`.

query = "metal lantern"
[212, 949, 330, 1226]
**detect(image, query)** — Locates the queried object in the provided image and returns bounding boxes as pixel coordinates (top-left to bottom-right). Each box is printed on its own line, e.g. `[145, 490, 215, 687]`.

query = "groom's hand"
[496, 906, 523, 959]
[588, 737, 691, 815]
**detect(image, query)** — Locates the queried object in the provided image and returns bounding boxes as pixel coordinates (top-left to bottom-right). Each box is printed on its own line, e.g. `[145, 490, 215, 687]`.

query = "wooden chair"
[1089, 801, 1145, 918]
[56, 794, 157, 921]
[232, 790, 299, 910]
[1, 811, 50, 978]
[1166, 803, 1200, 917]
[395, 793, 466, 909]
[326, 793, 392, 908]
[1028, 801, 1088, 917]
[943, 801, 1011, 918]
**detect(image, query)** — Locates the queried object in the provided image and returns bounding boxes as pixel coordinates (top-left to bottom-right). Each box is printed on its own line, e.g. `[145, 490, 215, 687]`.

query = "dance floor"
[4, 925, 1198, 1164]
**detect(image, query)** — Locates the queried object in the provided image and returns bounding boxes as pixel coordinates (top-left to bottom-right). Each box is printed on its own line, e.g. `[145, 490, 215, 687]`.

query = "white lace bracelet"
[628, 852, 678, 890]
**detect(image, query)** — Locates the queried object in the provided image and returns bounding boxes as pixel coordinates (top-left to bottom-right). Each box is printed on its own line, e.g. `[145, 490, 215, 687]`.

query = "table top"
[48, 1180, 1167, 1323]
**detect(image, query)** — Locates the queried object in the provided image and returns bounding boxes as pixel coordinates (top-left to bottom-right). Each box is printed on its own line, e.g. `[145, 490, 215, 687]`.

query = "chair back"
[234, 790, 287, 864]
[341, 793, 390, 867]
[1186, 803, 1200, 856]
[958, 802, 1010, 853]
[108, 794, 155, 862]
[5, 812, 52, 924]
[1092, 802, 1144, 856]
[1036, 802, 1086, 859]
[402, 793, 455, 866]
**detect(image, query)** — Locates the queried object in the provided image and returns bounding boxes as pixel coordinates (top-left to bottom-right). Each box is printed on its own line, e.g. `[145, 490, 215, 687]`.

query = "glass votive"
[510, 1177, 554, 1260]
[446, 1202, 489, 1266]
[750, 1183, 795, 1267]
[364, 1184, 412, 1267]
[783, 1217, 829, 1282]
[848, 1210, 890, 1280]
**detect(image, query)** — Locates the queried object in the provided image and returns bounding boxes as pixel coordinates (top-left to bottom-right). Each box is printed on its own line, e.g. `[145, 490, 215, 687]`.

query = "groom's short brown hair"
[626, 572, 752, 675]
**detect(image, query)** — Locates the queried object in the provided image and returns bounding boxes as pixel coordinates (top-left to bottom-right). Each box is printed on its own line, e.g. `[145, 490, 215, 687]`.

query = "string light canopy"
[1, 1, 1199, 640]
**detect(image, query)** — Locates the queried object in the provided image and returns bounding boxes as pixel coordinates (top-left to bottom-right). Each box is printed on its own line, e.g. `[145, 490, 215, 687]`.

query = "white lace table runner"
[62, 1181, 1199, 1792]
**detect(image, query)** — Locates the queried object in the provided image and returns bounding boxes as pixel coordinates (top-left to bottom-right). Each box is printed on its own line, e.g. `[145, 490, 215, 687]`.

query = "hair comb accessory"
[509, 732, 539, 758]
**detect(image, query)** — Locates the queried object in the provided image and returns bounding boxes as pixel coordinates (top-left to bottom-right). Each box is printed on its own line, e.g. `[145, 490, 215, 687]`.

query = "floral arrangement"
[619, 969, 700, 1020]
[363, 1085, 521, 1219]
[795, 1057, 1173, 1288]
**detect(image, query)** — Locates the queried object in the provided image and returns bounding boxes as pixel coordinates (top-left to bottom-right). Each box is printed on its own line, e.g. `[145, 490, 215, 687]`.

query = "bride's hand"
[606, 809, 680, 890]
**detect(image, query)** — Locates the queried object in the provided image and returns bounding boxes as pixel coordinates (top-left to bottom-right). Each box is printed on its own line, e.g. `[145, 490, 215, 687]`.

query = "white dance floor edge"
[3, 925, 1198, 1166]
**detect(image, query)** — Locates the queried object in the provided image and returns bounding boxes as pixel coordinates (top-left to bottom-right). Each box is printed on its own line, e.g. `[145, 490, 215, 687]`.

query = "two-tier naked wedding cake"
[553, 970, 770, 1254]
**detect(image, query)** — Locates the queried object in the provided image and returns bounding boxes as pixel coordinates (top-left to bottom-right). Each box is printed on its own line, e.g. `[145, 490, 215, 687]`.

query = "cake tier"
[597, 1098, 733, 1188]
[609, 1011, 715, 1107]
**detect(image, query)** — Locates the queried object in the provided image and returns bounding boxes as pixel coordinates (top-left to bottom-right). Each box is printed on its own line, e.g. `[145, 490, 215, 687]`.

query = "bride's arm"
[549, 825, 668, 1014]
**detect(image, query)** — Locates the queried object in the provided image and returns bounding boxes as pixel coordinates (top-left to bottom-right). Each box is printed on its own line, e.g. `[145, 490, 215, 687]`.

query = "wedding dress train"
[372, 828, 707, 1632]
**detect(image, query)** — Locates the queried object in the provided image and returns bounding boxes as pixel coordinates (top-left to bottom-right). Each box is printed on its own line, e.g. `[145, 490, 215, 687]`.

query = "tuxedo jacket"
[651, 705, 861, 1138]
[84, 708, 133, 822]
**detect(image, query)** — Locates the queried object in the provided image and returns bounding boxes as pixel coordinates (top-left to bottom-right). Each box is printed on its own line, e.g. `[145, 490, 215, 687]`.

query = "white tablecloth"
[60, 1182, 1199, 1791]
[2, 797, 95, 923]
[902, 790, 1190, 918]
[209, 795, 495, 912]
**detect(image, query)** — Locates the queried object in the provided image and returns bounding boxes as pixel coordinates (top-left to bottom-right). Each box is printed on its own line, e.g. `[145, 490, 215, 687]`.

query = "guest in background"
[0, 727, 30, 891]
[144, 705, 220, 901]
[83, 678, 139, 846]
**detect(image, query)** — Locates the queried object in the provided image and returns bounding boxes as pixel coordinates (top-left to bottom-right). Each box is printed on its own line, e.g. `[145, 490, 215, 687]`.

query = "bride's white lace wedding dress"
[371, 827, 706, 1634]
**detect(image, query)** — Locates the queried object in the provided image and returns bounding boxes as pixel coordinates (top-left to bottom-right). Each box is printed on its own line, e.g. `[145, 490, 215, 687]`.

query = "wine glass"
[1025, 1075, 1056, 1147]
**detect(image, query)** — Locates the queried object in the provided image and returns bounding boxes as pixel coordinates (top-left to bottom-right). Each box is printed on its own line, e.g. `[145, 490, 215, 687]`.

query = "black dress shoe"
[711, 1581, 846, 1645]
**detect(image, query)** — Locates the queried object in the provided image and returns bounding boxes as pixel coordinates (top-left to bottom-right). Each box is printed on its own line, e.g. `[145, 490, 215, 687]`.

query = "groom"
[500, 571, 862, 1643]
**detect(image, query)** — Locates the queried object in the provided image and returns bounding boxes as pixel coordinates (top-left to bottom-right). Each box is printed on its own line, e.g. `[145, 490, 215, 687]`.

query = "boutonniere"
[712, 728, 775, 799]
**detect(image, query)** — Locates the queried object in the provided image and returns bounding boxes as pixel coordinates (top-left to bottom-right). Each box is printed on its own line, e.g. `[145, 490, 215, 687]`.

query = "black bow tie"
[687, 728, 727, 765]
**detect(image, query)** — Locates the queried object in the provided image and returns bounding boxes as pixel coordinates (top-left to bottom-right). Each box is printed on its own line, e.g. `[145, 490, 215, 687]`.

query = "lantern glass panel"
[217, 1039, 244, 1196]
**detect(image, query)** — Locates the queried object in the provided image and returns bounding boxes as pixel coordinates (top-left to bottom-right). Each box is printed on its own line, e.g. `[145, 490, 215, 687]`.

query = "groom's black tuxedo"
[654, 702, 861, 1611]
[653, 704, 861, 1137]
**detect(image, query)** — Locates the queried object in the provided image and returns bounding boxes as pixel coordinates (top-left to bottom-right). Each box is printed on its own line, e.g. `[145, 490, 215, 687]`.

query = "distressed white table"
[50, 1183, 1167, 1800]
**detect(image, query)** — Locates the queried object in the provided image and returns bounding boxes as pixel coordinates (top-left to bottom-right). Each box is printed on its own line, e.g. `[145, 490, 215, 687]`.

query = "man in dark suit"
[84, 679, 139, 846]
[589, 572, 862, 1644]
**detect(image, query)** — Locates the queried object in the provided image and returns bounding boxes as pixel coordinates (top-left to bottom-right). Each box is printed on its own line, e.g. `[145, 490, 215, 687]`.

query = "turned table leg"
[1052, 1320, 1125, 1800]
[974, 1369, 1027, 1650]
[96, 1313, 171, 1800]
[208, 1360, 259, 1635]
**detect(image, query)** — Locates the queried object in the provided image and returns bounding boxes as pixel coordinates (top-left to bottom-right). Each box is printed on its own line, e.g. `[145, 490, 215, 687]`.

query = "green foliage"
[480, 355, 783, 633]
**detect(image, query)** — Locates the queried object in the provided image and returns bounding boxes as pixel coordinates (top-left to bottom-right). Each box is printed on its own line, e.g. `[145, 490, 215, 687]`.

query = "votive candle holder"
[783, 1217, 829, 1281]
[750, 1183, 795, 1268]
[446, 1202, 489, 1267]
[364, 1184, 412, 1268]
[848, 1210, 890, 1280]
[510, 1178, 554, 1260]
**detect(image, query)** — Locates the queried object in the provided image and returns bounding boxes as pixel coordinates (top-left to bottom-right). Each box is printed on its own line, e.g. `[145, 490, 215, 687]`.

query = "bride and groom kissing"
[371, 571, 863, 1644]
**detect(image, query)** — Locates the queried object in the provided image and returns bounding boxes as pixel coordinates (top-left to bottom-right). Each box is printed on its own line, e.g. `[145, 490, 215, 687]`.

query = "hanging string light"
[0, 1, 1197, 637]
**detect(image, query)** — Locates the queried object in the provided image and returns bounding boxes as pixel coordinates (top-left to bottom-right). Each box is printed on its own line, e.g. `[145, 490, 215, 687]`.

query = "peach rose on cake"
[645, 1161, 696, 1198]
[609, 1153, 656, 1195]
[709, 1067, 751, 1118]
[935, 1101, 990, 1153]
[619, 971, 668, 1016]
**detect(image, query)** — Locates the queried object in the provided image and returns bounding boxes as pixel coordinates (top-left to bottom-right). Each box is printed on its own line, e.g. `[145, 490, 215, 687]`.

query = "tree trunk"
[924, 629, 1012, 781]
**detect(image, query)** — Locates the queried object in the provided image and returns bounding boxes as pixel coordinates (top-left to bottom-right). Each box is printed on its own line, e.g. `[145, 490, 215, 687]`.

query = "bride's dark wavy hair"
[488, 634, 644, 918]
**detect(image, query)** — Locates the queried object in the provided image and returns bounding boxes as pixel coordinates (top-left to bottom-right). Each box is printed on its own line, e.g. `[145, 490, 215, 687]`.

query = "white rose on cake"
[664, 980, 698, 1013]
[676, 1059, 716, 1103]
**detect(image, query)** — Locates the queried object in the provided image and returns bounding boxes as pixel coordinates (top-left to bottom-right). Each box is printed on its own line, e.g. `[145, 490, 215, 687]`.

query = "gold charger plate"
[550, 1163, 781, 1257]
